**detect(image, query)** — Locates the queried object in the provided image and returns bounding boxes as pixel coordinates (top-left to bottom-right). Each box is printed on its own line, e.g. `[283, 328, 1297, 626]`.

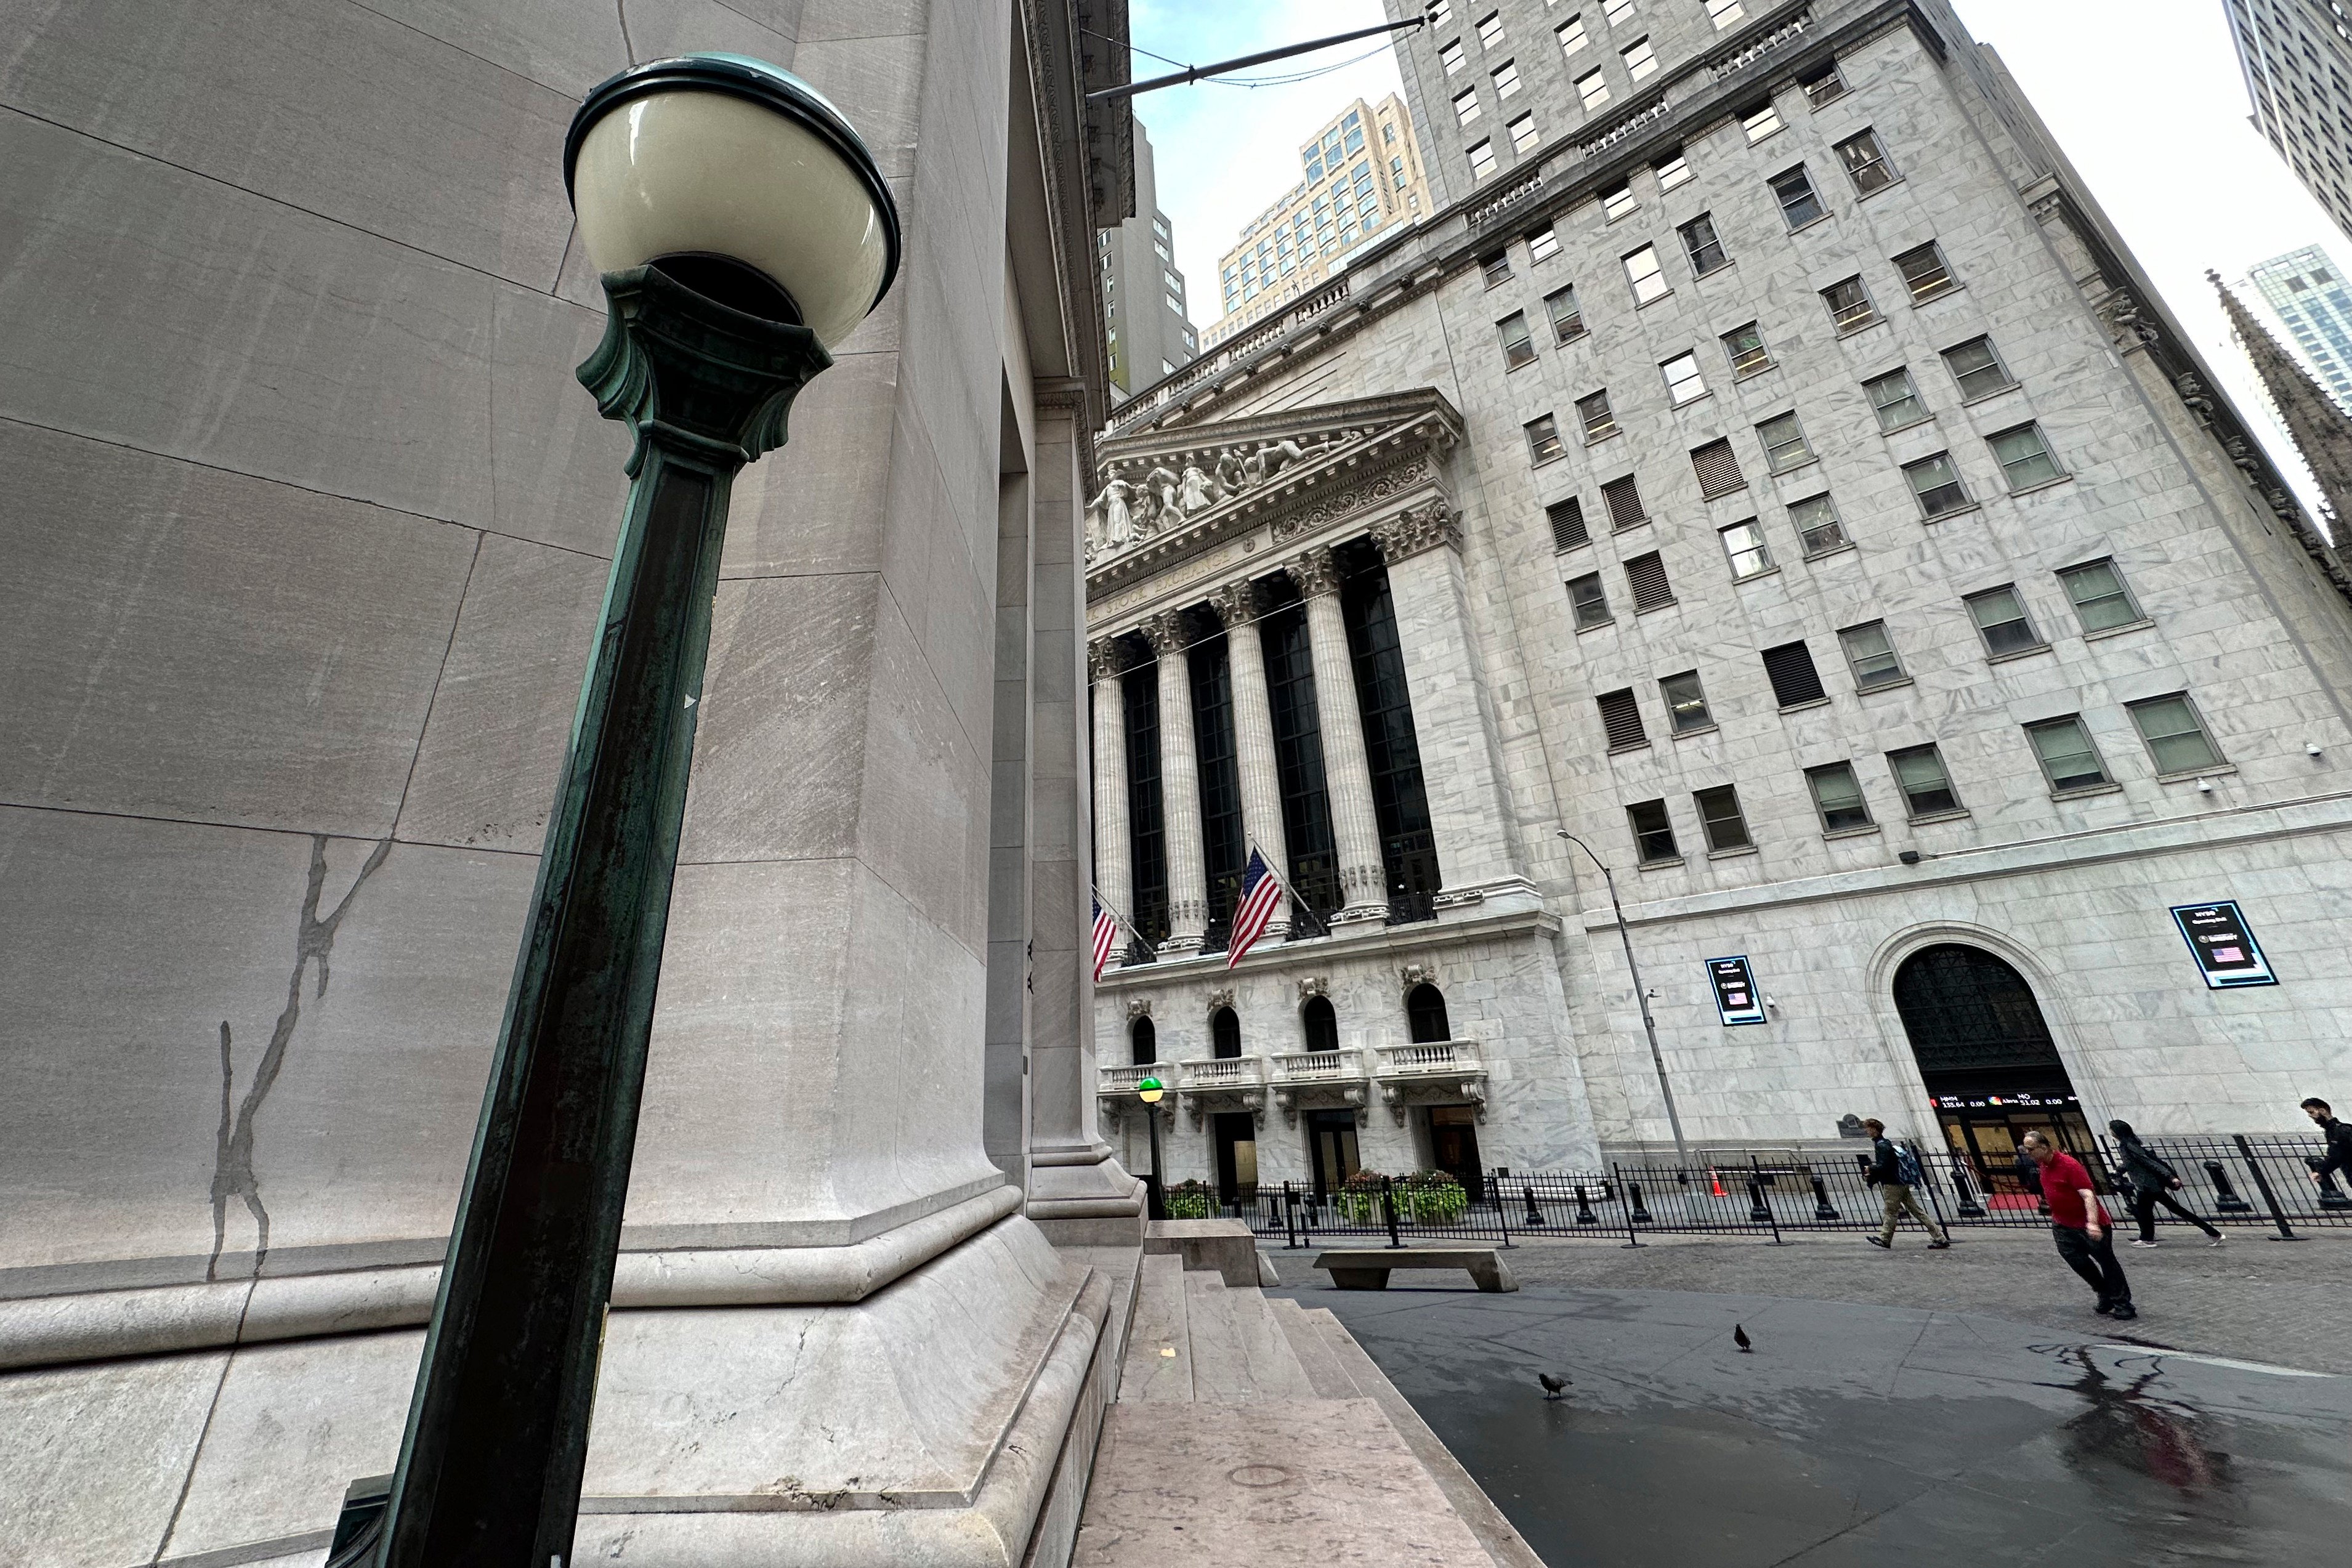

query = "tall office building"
[2249, 244, 2352, 411]
[2223, 0, 2352, 242]
[1204, 94, 1434, 346]
[1102, 124, 1198, 400]
[1083, 0, 2352, 1200]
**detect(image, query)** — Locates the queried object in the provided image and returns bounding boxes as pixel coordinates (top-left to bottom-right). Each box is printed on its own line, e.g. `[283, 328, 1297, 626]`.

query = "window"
[1800, 59, 1848, 107]
[2058, 559, 2144, 632]
[1691, 438, 1745, 496]
[2026, 716, 2111, 793]
[1706, 0, 1747, 28]
[1601, 474, 1648, 530]
[1441, 39, 1466, 74]
[1661, 671, 1712, 732]
[1568, 571, 1612, 627]
[1742, 100, 1784, 142]
[1903, 452, 1970, 517]
[1942, 336, 2016, 400]
[1654, 150, 1691, 190]
[1662, 352, 1707, 406]
[1705, 329, 1769, 392]
[1623, 36, 1658, 80]
[1577, 68, 1612, 110]
[1577, 390, 1618, 441]
[1546, 284, 1585, 341]
[1558, 15, 1589, 55]
[1762, 640, 1827, 706]
[1720, 519, 1773, 578]
[1806, 762, 1873, 831]
[1790, 493, 1848, 556]
[1625, 551, 1675, 610]
[1602, 181, 1638, 220]
[1837, 129, 1897, 193]
[1497, 312, 1537, 370]
[1695, 785, 1750, 851]
[1838, 621, 1905, 689]
[1477, 10, 1505, 49]
[1624, 244, 1669, 304]
[1469, 139, 1498, 179]
[1822, 275, 1879, 332]
[1769, 164, 1824, 228]
[1888, 745, 1962, 816]
[1598, 687, 1649, 750]
[1431, 0, 1453, 23]
[1453, 87, 1484, 127]
[1510, 113, 1541, 153]
[1864, 367, 1929, 431]
[1747, 413, 1807, 474]
[1604, 0, 1635, 20]
[2128, 694, 2227, 774]
[1628, 799, 1680, 863]
[1547, 496, 1591, 551]
[1482, 249, 1513, 286]
[1493, 59, 1523, 98]
[1965, 585, 2043, 657]
[1989, 422, 2064, 490]
[1894, 241, 1956, 302]
[1679, 213, 1728, 273]
[1528, 226, 1562, 262]
[1527, 413, 1566, 464]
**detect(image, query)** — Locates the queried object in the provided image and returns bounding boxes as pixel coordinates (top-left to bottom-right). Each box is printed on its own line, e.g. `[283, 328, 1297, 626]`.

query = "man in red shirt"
[2023, 1130, 2135, 1320]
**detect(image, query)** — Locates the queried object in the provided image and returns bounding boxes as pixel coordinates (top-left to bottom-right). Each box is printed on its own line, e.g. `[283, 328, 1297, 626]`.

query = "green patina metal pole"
[333, 264, 829, 1568]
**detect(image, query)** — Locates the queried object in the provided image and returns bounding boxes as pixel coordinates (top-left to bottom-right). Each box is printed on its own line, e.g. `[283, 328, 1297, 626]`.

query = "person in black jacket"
[2305, 1098, 2352, 1188]
[2107, 1120, 2223, 1247]
[1860, 1118, 1950, 1249]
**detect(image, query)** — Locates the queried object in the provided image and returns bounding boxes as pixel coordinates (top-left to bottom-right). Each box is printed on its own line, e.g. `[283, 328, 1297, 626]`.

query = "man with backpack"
[1861, 1118, 1950, 1250]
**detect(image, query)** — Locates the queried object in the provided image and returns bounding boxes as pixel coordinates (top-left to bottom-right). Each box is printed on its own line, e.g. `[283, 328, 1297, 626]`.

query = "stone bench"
[1311, 1248, 1518, 1293]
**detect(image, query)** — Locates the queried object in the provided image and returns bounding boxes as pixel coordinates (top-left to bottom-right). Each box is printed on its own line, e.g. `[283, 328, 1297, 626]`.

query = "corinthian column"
[1287, 547, 1391, 924]
[1210, 580, 1291, 939]
[1088, 637, 1132, 949]
[1142, 610, 1208, 952]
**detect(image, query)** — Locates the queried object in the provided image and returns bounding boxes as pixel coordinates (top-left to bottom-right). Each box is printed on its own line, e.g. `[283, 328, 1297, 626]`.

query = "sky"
[1128, 0, 2342, 501]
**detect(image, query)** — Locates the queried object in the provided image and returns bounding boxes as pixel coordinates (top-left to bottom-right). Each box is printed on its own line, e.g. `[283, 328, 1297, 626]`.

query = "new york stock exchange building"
[1083, 0, 2352, 1206]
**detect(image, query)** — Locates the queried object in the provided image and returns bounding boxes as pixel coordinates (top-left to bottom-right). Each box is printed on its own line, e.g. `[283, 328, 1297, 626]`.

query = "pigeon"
[1734, 1325, 1753, 1353]
[1537, 1372, 1572, 1400]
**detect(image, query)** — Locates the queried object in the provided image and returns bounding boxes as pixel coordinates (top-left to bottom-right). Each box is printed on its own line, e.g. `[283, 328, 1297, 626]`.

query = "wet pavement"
[1280, 1281, 2352, 1567]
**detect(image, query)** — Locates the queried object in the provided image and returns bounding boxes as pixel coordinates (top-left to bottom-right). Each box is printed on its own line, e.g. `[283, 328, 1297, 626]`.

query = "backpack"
[1894, 1142, 1926, 1187]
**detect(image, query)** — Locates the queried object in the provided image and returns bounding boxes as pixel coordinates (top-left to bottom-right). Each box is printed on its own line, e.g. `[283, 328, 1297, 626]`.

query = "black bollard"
[1810, 1174, 1840, 1222]
[1628, 1181, 1654, 1224]
[1383, 1174, 1404, 1249]
[2205, 1160, 2252, 1212]
[2310, 1156, 2352, 1210]
[1524, 1184, 1547, 1227]
[1573, 1184, 1598, 1226]
[1745, 1177, 1771, 1223]
[1950, 1158, 1986, 1219]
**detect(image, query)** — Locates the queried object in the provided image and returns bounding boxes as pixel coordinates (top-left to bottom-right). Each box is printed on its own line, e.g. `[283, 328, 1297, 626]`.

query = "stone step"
[1269, 1295, 1363, 1399]
[1181, 1272, 1317, 1404]
[1117, 1252, 1192, 1403]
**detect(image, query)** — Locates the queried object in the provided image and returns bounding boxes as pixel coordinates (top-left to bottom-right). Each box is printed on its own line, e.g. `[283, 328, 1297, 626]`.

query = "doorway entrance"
[1892, 944, 2095, 1203]
[1213, 1112, 1257, 1203]
[1306, 1109, 1359, 1199]
[1426, 1105, 1482, 1194]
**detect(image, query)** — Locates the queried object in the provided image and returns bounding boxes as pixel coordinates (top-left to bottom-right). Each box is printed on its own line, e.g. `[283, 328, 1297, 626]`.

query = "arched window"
[1302, 995, 1340, 1053]
[1405, 982, 1451, 1043]
[1211, 1007, 1242, 1058]
[1131, 1015, 1158, 1066]
[1892, 945, 2062, 1080]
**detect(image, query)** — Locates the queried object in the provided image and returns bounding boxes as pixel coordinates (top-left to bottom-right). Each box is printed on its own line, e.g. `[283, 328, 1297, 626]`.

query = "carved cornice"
[1370, 501, 1462, 564]
[1086, 636, 1128, 682]
[1139, 609, 1186, 655]
[1271, 455, 1434, 545]
[1205, 987, 1235, 1014]
[1207, 580, 1258, 626]
[1295, 975, 1328, 1004]
[1125, 996, 1152, 1021]
[1285, 547, 1341, 599]
[1399, 964, 1432, 996]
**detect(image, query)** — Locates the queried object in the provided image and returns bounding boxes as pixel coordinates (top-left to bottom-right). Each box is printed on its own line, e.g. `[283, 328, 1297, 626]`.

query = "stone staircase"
[1072, 1250, 1542, 1567]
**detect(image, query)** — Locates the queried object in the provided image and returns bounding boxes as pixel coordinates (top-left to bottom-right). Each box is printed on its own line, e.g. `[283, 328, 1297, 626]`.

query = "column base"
[1156, 933, 1206, 955]
[1027, 1144, 1146, 1245]
[1331, 902, 1394, 927]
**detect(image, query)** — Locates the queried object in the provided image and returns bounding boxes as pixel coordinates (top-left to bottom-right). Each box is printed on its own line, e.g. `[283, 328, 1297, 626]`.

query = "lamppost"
[337, 55, 900, 1568]
[1557, 830, 1689, 1166]
[1138, 1076, 1168, 1221]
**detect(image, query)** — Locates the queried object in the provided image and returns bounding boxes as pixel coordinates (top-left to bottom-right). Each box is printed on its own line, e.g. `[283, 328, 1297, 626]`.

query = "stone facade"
[1088, 0, 2352, 1196]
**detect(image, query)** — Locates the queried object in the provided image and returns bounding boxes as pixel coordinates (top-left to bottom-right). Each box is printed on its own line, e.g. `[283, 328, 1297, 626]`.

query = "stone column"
[1142, 609, 1208, 952]
[1370, 503, 1533, 910]
[1287, 546, 1391, 924]
[1210, 580, 1291, 939]
[1088, 636, 1132, 945]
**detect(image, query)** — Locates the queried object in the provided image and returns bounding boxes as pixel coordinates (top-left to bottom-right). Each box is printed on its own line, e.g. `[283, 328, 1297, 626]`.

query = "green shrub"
[1164, 1179, 1214, 1219]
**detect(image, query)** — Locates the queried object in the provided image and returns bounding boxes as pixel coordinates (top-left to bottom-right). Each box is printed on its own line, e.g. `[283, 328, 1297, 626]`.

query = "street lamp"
[1138, 1076, 1168, 1221]
[1557, 830, 1690, 1166]
[342, 54, 900, 1568]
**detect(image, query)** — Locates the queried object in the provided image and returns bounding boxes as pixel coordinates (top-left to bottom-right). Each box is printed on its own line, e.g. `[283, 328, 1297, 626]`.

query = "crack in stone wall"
[206, 834, 394, 1280]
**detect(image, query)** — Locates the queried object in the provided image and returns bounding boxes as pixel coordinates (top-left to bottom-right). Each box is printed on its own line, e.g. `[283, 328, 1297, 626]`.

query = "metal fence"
[1163, 1133, 2345, 1248]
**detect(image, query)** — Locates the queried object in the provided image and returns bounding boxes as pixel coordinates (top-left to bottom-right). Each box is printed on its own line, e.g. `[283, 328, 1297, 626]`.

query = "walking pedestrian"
[2022, 1130, 2134, 1320]
[2107, 1120, 2223, 1248]
[1859, 1118, 1950, 1250]
[2302, 1098, 2352, 1189]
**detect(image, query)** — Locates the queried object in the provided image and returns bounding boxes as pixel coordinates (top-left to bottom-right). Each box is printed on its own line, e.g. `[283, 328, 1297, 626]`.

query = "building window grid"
[1680, 212, 1728, 273]
[2026, 716, 2111, 794]
[1695, 785, 1751, 851]
[1989, 422, 2064, 490]
[1625, 244, 1669, 304]
[1546, 284, 1586, 341]
[1771, 164, 1825, 227]
[1864, 366, 1930, 432]
[1894, 241, 1957, 302]
[1578, 389, 1619, 441]
[1601, 474, 1648, 530]
[2058, 559, 2144, 632]
[1743, 100, 1785, 142]
[1691, 438, 1745, 496]
[1623, 36, 1658, 81]
[1655, 151, 1692, 190]
[1707, 0, 1747, 28]
[1469, 139, 1498, 179]
[1662, 351, 1707, 405]
[1661, 671, 1712, 732]
[2128, 693, 2228, 775]
[1568, 571, 1612, 628]
[1627, 798, 1680, 864]
[1806, 761, 1874, 832]
[1602, 182, 1638, 221]
[1577, 67, 1612, 110]
[1493, 58, 1522, 98]
[1823, 275, 1880, 332]
[1625, 551, 1675, 611]
[1509, 113, 1541, 153]
[1528, 226, 1562, 262]
[1598, 687, 1649, 751]
[1527, 413, 1567, 464]
[1965, 584, 2044, 657]
[1453, 87, 1484, 127]
[1547, 496, 1591, 551]
[1838, 621, 1905, 689]
[1838, 129, 1898, 193]
[1720, 519, 1773, 578]
[1943, 336, 2017, 400]
[1498, 311, 1537, 370]
[1887, 744, 1962, 817]
[1800, 60, 1848, 108]
[1724, 321, 1772, 376]
[1904, 451, 1971, 518]
[1762, 640, 1827, 707]
[1558, 16, 1589, 57]
[1482, 250, 1513, 286]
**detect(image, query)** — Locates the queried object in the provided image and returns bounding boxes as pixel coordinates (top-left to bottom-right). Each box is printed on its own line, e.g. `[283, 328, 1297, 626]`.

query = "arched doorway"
[1301, 995, 1339, 1053]
[1130, 1015, 1157, 1067]
[1405, 982, 1451, 1043]
[1893, 944, 2092, 1200]
[1210, 1007, 1242, 1058]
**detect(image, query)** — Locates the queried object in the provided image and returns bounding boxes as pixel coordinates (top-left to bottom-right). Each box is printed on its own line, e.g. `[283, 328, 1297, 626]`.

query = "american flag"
[1091, 896, 1121, 982]
[1226, 849, 1285, 969]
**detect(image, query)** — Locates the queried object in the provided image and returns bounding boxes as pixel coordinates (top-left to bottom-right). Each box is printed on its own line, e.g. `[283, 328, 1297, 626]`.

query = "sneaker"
[1927, 1239, 1952, 1250]
[2108, 1304, 2138, 1321]
[1866, 1236, 1892, 1250]
[2207, 1235, 2226, 1247]
[2128, 1240, 2158, 1248]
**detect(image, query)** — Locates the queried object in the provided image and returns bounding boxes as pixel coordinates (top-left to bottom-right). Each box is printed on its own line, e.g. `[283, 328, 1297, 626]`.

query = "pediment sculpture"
[1085, 430, 1361, 562]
